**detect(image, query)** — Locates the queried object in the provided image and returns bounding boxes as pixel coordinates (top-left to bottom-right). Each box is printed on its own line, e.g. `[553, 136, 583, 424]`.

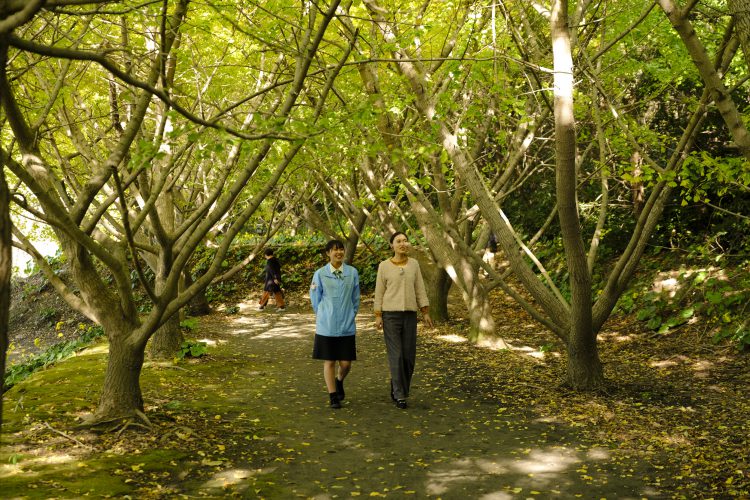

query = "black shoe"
[395, 399, 407, 409]
[335, 378, 345, 400]
[329, 393, 341, 409]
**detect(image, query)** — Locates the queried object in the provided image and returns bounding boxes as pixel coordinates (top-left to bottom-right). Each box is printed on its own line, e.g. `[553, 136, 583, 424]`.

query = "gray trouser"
[382, 311, 417, 400]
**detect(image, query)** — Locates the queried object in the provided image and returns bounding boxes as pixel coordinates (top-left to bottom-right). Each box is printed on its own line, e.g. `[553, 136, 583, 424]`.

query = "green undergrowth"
[615, 253, 750, 349]
[3, 325, 105, 393]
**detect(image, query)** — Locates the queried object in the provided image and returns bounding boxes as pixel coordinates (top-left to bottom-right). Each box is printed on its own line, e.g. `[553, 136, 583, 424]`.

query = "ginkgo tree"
[330, 0, 750, 388]
[1, 0, 347, 422]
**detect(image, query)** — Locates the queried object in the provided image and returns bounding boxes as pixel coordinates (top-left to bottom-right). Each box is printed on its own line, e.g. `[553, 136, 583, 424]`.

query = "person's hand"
[423, 315, 434, 328]
[375, 316, 383, 329]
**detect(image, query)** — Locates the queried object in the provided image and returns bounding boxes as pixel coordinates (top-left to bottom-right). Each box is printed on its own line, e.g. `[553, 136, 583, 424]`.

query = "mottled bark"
[96, 328, 146, 420]
[729, 0, 750, 70]
[552, 0, 603, 388]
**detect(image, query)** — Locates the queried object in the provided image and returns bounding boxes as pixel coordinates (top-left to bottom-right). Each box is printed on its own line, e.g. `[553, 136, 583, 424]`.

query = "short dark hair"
[390, 231, 407, 244]
[264, 248, 274, 256]
[325, 239, 345, 252]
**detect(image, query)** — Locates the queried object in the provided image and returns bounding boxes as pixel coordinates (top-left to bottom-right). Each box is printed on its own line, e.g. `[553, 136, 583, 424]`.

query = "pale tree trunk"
[345, 211, 367, 263]
[0, 166, 11, 432]
[420, 218, 500, 343]
[630, 151, 645, 217]
[551, 0, 603, 389]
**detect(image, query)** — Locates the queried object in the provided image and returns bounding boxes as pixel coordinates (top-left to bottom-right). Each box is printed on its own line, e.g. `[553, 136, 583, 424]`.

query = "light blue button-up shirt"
[310, 263, 360, 337]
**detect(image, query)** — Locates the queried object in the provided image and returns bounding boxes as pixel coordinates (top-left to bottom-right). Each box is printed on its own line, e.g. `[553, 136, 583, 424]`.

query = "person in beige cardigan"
[374, 232, 433, 409]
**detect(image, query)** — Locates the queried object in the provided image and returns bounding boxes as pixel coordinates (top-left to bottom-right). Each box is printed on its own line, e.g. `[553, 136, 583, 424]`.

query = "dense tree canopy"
[1, 0, 748, 427]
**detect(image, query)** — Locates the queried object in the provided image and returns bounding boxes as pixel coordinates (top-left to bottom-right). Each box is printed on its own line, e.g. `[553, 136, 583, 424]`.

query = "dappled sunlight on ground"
[201, 466, 277, 490]
[437, 333, 468, 343]
[511, 344, 560, 360]
[1, 451, 78, 476]
[4, 298, 748, 498]
[421, 444, 642, 497]
[75, 344, 109, 355]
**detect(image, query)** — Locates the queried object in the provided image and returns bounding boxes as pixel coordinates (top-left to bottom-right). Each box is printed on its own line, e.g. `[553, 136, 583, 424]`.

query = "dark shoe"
[329, 393, 341, 409]
[395, 399, 407, 409]
[336, 378, 345, 400]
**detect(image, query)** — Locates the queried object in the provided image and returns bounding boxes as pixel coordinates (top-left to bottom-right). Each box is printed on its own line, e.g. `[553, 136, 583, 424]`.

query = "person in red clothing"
[258, 248, 285, 311]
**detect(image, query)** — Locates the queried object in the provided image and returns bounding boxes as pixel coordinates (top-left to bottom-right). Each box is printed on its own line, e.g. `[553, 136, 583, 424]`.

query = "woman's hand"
[423, 315, 434, 328]
[375, 316, 383, 329]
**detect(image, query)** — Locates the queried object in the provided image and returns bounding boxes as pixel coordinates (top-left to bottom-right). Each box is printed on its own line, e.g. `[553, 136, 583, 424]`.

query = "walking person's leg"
[258, 291, 270, 309]
[336, 360, 351, 400]
[323, 360, 341, 408]
[400, 311, 418, 398]
[274, 291, 285, 310]
[383, 312, 408, 407]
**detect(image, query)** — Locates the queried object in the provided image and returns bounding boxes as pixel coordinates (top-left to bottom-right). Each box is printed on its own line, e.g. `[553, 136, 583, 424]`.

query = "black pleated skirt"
[312, 334, 357, 361]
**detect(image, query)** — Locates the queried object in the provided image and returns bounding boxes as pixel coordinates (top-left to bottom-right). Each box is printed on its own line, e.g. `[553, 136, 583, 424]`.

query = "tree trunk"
[0, 166, 11, 432]
[659, 0, 750, 161]
[148, 314, 183, 359]
[566, 327, 603, 389]
[427, 268, 451, 323]
[552, 0, 603, 388]
[147, 246, 183, 358]
[185, 271, 211, 316]
[421, 223, 501, 344]
[95, 330, 146, 420]
[729, 0, 750, 71]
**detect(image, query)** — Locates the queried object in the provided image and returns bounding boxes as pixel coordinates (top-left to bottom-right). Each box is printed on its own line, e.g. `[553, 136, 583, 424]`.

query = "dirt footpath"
[199, 300, 661, 499]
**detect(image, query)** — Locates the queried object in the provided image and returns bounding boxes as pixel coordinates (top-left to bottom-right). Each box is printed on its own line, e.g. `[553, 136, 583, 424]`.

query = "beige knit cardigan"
[373, 257, 430, 313]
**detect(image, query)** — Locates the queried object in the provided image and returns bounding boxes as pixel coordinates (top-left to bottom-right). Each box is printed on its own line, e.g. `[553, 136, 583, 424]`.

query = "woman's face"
[327, 245, 345, 267]
[391, 234, 410, 255]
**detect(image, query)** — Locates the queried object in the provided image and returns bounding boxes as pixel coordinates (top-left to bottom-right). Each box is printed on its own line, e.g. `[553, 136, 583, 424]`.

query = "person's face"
[327, 245, 345, 267]
[391, 234, 410, 255]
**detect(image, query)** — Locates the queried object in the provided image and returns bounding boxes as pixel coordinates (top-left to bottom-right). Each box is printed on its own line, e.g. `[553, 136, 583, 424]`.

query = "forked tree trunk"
[464, 284, 502, 346]
[421, 225, 500, 342]
[96, 329, 146, 419]
[552, 0, 603, 388]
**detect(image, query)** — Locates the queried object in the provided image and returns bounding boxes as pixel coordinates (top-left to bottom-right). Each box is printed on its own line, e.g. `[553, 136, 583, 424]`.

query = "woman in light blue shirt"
[310, 239, 360, 409]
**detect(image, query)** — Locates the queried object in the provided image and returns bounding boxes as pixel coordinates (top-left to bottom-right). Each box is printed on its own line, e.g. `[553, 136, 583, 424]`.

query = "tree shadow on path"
[194, 303, 663, 499]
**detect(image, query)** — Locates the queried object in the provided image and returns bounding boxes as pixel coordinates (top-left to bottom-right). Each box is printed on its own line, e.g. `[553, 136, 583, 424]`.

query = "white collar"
[329, 263, 344, 274]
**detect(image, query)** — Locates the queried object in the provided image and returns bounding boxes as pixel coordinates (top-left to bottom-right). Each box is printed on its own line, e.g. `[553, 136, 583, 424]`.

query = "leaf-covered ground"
[2, 288, 749, 498]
